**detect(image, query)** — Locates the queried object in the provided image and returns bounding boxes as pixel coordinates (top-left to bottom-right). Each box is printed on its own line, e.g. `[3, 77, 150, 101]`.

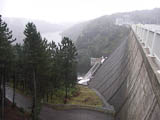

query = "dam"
[88, 25, 160, 120]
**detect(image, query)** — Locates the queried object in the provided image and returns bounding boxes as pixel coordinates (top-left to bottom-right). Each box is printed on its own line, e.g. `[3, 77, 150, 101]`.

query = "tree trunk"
[64, 86, 68, 104]
[2, 66, 6, 120]
[24, 78, 26, 91]
[32, 68, 37, 120]
[46, 92, 48, 103]
[64, 73, 68, 104]
[12, 72, 16, 108]
[0, 68, 3, 120]
[51, 92, 53, 101]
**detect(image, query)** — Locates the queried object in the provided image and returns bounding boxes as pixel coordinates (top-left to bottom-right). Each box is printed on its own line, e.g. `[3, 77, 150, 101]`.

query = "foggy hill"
[4, 17, 67, 43]
[61, 21, 89, 42]
[75, 16, 129, 73]
[62, 8, 160, 73]
[62, 8, 160, 42]
[112, 8, 160, 24]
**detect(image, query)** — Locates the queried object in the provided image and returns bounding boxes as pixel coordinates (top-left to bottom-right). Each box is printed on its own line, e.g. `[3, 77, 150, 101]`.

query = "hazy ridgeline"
[62, 8, 160, 74]
[3, 17, 69, 43]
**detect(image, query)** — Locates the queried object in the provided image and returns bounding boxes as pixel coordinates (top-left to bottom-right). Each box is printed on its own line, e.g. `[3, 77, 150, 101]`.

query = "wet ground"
[6, 87, 32, 112]
[40, 106, 114, 120]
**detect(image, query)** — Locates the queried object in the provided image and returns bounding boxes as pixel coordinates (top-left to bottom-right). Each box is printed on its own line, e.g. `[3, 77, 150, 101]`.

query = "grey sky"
[1, 0, 160, 23]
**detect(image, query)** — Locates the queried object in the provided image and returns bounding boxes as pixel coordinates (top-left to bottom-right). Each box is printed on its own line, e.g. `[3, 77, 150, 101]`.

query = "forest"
[0, 15, 77, 120]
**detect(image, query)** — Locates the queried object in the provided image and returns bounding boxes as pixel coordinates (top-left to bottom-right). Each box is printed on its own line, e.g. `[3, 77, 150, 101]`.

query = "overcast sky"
[0, 0, 160, 23]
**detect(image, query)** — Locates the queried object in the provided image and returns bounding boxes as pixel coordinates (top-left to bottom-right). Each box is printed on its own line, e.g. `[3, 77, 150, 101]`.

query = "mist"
[1, 0, 160, 24]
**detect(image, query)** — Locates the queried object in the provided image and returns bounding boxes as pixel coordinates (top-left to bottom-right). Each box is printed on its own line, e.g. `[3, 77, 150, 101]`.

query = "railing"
[132, 24, 160, 66]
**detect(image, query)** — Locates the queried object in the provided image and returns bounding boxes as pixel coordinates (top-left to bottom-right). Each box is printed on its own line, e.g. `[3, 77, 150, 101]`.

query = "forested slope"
[75, 17, 129, 73]
[62, 8, 160, 73]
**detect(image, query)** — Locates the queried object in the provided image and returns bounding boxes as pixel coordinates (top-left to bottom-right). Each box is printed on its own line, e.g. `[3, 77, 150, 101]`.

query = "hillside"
[112, 8, 160, 24]
[62, 8, 160, 42]
[76, 17, 129, 73]
[62, 16, 129, 73]
[62, 8, 160, 74]
[4, 17, 66, 43]
[62, 21, 89, 42]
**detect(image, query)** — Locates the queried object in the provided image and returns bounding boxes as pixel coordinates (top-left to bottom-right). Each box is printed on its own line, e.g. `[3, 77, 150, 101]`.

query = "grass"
[8, 82, 31, 98]
[9, 82, 103, 107]
[48, 85, 103, 107]
[68, 85, 103, 107]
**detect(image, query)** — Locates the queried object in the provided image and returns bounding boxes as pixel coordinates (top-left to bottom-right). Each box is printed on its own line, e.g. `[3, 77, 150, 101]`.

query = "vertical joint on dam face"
[89, 28, 160, 120]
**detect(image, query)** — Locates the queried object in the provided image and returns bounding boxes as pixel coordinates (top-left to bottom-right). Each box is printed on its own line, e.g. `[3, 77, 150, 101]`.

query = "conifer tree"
[23, 22, 48, 120]
[60, 37, 77, 103]
[12, 43, 24, 107]
[0, 15, 15, 120]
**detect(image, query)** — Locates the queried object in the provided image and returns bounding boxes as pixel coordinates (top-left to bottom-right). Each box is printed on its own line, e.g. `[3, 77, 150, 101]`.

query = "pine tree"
[12, 43, 24, 107]
[60, 37, 77, 103]
[23, 22, 48, 120]
[47, 41, 57, 101]
[0, 15, 15, 120]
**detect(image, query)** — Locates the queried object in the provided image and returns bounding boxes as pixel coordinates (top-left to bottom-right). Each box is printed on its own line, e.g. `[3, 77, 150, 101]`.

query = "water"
[42, 31, 62, 44]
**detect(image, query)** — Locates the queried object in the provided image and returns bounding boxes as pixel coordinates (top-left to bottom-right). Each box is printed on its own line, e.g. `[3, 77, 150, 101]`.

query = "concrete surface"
[89, 29, 160, 120]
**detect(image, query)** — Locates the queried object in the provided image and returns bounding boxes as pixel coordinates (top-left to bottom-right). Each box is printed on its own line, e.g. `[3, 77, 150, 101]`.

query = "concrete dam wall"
[89, 28, 160, 120]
